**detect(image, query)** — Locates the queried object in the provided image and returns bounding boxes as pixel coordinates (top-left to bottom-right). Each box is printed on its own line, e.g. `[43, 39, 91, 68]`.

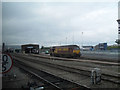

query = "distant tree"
[41, 46, 44, 49]
[115, 39, 120, 44]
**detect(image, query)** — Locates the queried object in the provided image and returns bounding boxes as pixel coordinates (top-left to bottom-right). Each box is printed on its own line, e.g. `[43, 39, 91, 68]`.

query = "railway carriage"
[50, 45, 81, 58]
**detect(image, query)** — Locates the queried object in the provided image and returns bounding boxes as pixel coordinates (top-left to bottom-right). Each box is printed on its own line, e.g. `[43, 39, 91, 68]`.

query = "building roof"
[52, 45, 79, 48]
[82, 46, 93, 48]
[21, 44, 39, 46]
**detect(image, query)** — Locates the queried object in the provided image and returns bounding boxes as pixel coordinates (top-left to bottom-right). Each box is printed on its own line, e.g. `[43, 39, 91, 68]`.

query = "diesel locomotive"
[50, 45, 81, 58]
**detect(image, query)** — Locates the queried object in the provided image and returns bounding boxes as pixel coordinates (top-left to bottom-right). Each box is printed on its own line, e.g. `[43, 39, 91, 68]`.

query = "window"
[74, 47, 80, 50]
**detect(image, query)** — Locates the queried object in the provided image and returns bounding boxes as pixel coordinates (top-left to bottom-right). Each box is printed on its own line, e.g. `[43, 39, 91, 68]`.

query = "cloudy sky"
[2, 1, 118, 47]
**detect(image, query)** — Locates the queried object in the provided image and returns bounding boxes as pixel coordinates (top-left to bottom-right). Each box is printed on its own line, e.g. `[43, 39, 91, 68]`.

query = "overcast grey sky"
[2, 2, 118, 47]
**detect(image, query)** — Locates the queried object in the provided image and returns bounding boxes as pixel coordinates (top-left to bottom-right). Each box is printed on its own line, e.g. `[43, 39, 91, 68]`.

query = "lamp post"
[2, 43, 5, 52]
[73, 32, 74, 45]
[82, 32, 83, 48]
[66, 37, 67, 45]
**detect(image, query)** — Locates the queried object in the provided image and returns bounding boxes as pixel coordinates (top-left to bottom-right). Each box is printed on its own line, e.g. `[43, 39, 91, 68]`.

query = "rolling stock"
[50, 45, 81, 58]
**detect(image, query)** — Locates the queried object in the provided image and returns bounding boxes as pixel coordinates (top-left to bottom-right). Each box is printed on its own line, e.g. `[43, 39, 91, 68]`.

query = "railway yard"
[2, 52, 120, 90]
[2, 1, 120, 90]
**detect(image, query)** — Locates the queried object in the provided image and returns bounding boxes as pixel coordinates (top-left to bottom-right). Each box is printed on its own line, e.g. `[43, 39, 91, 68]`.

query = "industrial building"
[21, 44, 39, 54]
[116, 19, 120, 44]
[95, 43, 107, 50]
[117, 19, 120, 34]
[82, 46, 93, 51]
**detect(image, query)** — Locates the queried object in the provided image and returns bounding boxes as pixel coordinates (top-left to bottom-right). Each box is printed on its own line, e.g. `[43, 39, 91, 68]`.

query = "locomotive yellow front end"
[73, 46, 81, 57]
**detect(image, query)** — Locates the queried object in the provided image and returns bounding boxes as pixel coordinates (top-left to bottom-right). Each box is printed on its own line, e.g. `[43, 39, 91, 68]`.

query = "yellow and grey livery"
[50, 45, 81, 58]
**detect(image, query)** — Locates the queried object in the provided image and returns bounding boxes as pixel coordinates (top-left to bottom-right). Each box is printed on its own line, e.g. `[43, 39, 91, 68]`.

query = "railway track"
[14, 57, 90, 90]
[13, 54, 120, 84]
[29, 53, 119, 66]
[11, 53, 120, 88]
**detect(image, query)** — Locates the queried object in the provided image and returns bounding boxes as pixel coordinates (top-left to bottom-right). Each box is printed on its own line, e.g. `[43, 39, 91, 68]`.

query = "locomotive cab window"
[74, 47, 80, 50]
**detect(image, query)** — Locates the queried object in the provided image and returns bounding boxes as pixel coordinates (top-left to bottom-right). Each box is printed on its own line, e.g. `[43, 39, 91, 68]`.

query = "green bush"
[107, 45, 120, 50]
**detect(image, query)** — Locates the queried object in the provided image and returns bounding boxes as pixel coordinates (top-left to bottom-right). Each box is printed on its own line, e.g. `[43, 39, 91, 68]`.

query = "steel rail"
[12, 54, 120, 85]
[14, 59, 90, 90]
[14, 60, 62, 90]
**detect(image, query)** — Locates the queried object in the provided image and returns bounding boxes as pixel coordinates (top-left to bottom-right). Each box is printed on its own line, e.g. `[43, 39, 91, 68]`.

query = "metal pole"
[82, 32, 83, 48]
[73, 32, 74, 45]
[66, 37, 67, 44]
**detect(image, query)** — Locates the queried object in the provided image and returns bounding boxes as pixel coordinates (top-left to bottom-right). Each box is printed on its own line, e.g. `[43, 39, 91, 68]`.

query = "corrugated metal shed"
[21, 44, 39, 54]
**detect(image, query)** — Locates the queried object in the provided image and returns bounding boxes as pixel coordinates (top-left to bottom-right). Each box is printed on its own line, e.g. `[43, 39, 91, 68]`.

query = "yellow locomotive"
[50, 45, 81, 58]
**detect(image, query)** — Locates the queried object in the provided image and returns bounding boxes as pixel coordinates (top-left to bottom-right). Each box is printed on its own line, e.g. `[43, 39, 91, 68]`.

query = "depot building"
[21, 44, 39, 54]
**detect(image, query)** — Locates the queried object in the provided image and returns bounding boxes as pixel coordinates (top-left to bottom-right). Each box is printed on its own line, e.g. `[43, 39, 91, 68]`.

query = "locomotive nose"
[73, 50, 80, 54]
